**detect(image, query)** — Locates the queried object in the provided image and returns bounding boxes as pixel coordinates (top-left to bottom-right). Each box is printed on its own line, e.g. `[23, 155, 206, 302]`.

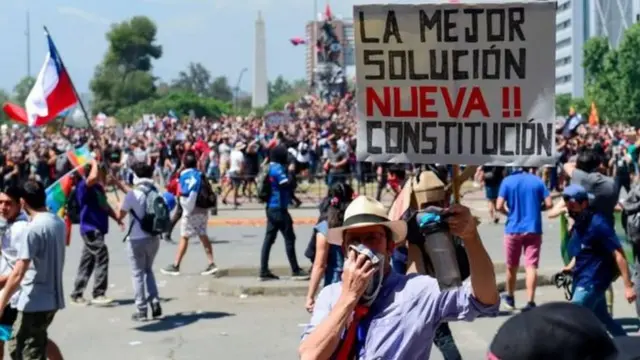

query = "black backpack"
[256, 165, 272, 203]
[196, 173, 217, 209]
[128, 184, 171, 237]
[65, 186, 81, 225]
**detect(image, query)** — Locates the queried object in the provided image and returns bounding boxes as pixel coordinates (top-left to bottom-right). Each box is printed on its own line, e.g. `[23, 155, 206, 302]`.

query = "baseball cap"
[562, 184, 594, 203]
[488, 302, 640, 360]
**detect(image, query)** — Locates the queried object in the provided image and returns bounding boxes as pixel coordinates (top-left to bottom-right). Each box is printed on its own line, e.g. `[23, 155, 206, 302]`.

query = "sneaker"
[160, 264, 180, 276]
[201, 263, 219, 276]
[162, 234, 173, 243]
[70, 296, 89, 306]
[131, 310, 147, 322]
[151, 302, 163, 319]
[91, 296, 114, 306]
[522, 301, 537, 312]
[259, 272, 280, 281]
[291, 269, 310, 281]
[501, 294, 515, 311]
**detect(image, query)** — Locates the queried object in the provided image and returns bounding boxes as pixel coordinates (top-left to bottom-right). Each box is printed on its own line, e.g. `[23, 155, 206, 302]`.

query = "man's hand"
[445, 204, 479, 241]
[340, 249, 375, 302]
[625, 284, 637, 304]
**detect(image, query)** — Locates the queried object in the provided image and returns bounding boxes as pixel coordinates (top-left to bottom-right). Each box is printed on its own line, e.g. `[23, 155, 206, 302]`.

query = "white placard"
[354, 2, 556, 166]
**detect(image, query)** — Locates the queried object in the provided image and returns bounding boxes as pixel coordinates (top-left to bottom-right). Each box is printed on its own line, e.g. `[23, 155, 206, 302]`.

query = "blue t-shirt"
[267, 163, 291, 209]
[76, 178, 109, 235]
[314, 220, 344, 285]
[498, 171, 550, 234]
[569, 213, 622, 292]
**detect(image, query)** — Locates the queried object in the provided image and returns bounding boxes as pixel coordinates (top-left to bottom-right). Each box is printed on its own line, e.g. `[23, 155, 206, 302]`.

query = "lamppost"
[233, 67, 248, 113]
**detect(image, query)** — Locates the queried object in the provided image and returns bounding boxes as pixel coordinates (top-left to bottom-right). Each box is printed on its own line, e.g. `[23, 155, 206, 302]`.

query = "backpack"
[65, 186, 81, 225]
[128, 184, 171, 237]
[195, 173, 217, 209]
[256, 164, 272, 203]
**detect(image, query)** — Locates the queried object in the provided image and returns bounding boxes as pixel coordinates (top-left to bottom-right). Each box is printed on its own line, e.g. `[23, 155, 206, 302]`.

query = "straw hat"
[327, 196, 408, 246]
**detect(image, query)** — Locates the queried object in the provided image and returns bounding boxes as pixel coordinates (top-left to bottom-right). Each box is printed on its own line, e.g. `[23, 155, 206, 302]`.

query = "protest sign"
[264, 111, 292, 127]
[354, 2, 556, 166]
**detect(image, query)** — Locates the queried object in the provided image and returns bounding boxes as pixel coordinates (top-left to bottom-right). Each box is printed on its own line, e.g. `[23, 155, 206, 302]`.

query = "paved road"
[30, 201, 622, 359]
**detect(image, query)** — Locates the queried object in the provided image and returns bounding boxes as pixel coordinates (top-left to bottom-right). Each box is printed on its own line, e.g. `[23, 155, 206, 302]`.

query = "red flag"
[290, 37, 307, 46]
[325, 4, 332, 20]
[3, 31, 77, 127]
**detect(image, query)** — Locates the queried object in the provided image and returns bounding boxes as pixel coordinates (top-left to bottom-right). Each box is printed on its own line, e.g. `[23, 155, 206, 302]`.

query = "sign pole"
[452, 165, 461, 204]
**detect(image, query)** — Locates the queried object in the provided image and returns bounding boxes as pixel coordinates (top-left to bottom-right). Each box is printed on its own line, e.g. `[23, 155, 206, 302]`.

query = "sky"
[0, 0, 404, 95]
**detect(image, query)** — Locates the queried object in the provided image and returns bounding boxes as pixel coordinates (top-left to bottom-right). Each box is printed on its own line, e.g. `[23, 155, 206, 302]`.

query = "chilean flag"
[3, 31, 78, 127]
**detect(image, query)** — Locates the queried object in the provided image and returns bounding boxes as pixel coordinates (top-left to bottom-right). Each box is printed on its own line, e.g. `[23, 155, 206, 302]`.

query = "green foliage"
[268, 76, 294, 101]
[555, 93, 572, 116]
[90, 16, 162, 115]
[12, 76, 36, 106]
[0, 89, 10, 123]
[269, 93, 300, 111]
[115, 91, 230, 124]
[582, 24, 640, 125]
[171, 62, 233, 103]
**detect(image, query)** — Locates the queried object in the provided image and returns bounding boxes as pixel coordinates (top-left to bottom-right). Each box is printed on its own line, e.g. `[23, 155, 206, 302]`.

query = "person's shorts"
[485, 185, 500, 200]
[0, 306, 18, 342]
[228, 171, 243, 187]
[504, 233, 542, 268]
[295, 161, 309, 173]
[181, 212, 209, 238]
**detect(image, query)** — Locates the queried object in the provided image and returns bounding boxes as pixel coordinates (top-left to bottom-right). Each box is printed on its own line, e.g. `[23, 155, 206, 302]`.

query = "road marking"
[208, 217, 317, 226]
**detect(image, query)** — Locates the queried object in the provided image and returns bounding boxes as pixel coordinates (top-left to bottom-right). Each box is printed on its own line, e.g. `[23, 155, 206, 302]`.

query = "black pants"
[71, 230, 109, 299]
[260, 208, 301, 275]
[167, 202, 183, 236]
[433, 323, 462, 360]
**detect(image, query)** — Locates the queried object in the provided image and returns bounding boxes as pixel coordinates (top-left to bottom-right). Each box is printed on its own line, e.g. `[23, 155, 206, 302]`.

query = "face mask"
[345, 244, 386, 307]
[568, 209, 591, 224]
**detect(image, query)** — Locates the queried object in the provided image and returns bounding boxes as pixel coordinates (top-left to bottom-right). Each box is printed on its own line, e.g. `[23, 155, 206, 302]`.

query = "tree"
[615, 23, 640, 125]
[171, 62, 213, 97]
[555, 93, 572, 116]
[209, 76, 233, 102]
[268, 76, 293, 102]
[0, 89, 10, 122]
[582, 36, 621, 122]
[12, 76, 35, 105]
[90, 16, 162, 115]
[115, 91, 230, 123]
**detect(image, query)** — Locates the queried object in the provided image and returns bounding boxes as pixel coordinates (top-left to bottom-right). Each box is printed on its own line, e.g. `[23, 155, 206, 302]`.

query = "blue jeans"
[571, 285, 627, 337]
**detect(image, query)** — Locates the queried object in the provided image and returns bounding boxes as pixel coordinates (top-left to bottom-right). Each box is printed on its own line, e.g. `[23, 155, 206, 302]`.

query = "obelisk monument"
[252, 11, 268, 108]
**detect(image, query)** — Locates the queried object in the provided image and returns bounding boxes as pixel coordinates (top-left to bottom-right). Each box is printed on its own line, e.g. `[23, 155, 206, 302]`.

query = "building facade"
[555, 0, 640, 97]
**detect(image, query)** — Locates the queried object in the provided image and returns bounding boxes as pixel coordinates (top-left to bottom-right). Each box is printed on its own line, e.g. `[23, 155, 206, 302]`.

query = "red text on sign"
[501, 86, 522, 118]
[365, 86, 490, 119]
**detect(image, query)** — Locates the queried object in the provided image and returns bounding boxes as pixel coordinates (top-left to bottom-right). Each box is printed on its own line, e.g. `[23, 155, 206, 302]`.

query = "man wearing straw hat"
[299, 196, 499, 359]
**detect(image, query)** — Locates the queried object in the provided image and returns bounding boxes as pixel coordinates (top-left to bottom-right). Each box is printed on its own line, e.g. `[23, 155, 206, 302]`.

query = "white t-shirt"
[0, 213, 30, 307]
[229, 150, 245, 173]
[219, 143, 231, 161]
[121, 178, 158, 241]
[297, 142, 310, 163]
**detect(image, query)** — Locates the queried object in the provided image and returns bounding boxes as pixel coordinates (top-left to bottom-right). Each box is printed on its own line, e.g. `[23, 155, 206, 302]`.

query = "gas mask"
[344, 244, 386, 307]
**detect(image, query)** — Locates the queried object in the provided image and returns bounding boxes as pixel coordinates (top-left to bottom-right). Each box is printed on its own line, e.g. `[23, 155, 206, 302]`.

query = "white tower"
[252, 11, 268, 108]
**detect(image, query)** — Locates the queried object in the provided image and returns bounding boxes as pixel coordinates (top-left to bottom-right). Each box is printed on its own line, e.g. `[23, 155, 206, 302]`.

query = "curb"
[200, 272, 556, 297]
[214, 263, 518, 278]
[208, 217, 317, 226]
[200, 264, 554, 297]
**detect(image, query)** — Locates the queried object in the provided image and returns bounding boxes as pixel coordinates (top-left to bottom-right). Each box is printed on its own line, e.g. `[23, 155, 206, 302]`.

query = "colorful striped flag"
[66, 145, 92, 169]
[45, 172, 75, 246]
[45, 172, 73, 217]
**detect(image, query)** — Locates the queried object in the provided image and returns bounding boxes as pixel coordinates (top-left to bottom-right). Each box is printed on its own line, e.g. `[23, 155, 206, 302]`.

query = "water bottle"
[416, 208, 462, 289]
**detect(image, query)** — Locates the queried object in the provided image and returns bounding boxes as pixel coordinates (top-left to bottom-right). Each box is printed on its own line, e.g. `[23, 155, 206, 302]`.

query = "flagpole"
[43, 26, 94, 131]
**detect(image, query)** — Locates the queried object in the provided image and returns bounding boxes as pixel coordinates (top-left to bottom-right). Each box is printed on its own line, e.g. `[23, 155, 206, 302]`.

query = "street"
[33, 200, 640, 359]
